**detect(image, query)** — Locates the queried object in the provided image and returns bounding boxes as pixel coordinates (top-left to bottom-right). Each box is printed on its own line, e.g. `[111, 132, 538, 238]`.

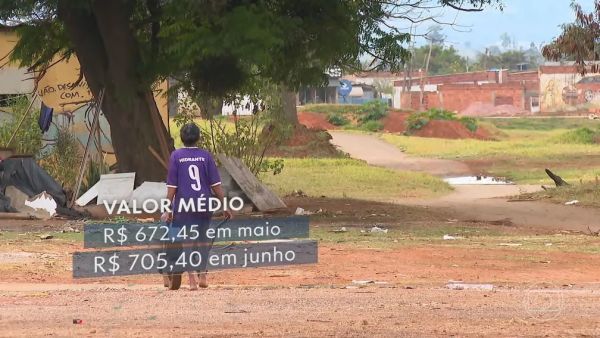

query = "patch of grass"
[381, 129, 600, 184]
[382, 130, 600, 160]
[483, 117, 600, 131]
[327, 113, 350, 126]
[521, 182, 600, 207]
[360, 120, 384, 132]
[551, 127, 600, 144]
[299, 104, 362, 115]
[169, 117, 235, 148]
[261, 158, 452, 201]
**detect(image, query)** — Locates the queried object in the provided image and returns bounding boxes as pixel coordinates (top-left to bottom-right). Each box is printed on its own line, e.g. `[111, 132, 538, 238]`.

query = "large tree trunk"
[57, 0, 172, 183]
[280, 86, 299, 125]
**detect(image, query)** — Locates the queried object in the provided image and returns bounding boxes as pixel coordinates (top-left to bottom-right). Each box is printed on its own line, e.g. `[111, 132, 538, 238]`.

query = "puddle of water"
[444, 176, 513, 185]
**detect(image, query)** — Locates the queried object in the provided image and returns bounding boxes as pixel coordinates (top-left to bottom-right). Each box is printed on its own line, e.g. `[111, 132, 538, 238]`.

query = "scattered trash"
[24, 192, 57, 218]
[72, 319, 83, 324]
[290, 189, 307, 197]
[444, 176, 512, 185]
[352, 280, 374, 285]
[443, 234, 461, 240]
[545, 243, 553, 246]
[38, 234, 53, 240]
[446, 283, 494, 291]
[565, 200, 579, 205]
[224, 310, 249, 314]
[331, 227, 347, 233]
[61, 226, 80, 233]
[498, 243, 522, 247]
[294, 207, 313, 216]
[370, 226, 388, 234]
[136, 218, 155, 223]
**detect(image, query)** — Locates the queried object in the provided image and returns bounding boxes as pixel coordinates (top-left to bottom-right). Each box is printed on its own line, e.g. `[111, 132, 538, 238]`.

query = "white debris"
[97, 173, 135, 205]
[24, 192, 57, 218]
[75, 182, 99, 206]
[446, 283, 494, 291]
[370, 226, 388, 234]
[332, 227, 347, 233]
[443, 234, 459, 240]
[444, 176, 512, 185]
[565, 200, 579, 205]
[352, 280, 375, 285]
[130, 182, 167, 206]
[294, 207, 312, 216]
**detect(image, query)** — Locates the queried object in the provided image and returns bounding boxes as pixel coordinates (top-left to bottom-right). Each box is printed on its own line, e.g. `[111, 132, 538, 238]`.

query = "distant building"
[393, 69, 540, 116]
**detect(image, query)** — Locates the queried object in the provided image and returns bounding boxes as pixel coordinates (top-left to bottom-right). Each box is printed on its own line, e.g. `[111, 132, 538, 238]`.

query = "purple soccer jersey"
[166, 147, 221, 221]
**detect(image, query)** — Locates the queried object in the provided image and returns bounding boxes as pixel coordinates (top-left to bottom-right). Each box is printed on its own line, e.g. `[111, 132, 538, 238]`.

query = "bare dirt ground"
[2, 196, 600, 336]
[3, 132, 600, 337]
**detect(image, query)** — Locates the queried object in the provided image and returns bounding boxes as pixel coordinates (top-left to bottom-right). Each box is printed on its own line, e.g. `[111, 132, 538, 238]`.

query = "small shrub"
[552, 127, 600, 144]
[407, 108, 478, 133]
[460, 116, 478, 133]
[41, 127, 83, 192]
[0, 96, 43, 156]
[358, 100, 388, 123]
[327, 113, 349, 126]
[361, 120, 384, 132]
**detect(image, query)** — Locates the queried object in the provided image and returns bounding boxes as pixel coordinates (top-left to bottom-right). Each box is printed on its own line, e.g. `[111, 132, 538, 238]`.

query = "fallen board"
[75, 182, 99, 207]
[96, 173, 136, 205]
[216, 155, 286, 212]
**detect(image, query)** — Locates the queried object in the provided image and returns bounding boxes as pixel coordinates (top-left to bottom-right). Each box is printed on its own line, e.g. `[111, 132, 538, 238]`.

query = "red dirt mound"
[382, 111, 409, 133]
[266, 124, 342, 158]
[414, 120, 492, 140]
[298, 111, 336, 130]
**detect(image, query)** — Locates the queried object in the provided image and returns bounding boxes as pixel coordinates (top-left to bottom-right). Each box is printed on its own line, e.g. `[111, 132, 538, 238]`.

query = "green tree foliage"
[472, 34, 543, 71]
[0, 0, 501, 179]
[543, 1, 600, 74]
[411, 45, 468, 75]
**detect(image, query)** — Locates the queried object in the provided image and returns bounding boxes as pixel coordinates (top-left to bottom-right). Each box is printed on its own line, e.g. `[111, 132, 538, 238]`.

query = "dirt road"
[329, 131, 471, 176]
[330, 131, 600, 231]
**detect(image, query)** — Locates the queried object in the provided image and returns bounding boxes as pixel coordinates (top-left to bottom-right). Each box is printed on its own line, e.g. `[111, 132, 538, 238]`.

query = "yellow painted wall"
[0, 28, 170, 121]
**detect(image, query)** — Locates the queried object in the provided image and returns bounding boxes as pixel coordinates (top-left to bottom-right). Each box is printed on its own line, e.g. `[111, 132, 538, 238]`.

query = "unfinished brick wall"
[400, 83, 527, 112]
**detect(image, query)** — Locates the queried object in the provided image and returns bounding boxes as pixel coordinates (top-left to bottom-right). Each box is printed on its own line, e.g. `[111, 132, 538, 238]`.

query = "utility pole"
[419, 37, 433, 111]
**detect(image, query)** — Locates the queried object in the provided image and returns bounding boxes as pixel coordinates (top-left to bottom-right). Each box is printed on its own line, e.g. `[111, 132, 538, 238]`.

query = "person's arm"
[211, 184, 232, 219]
[207, 155, 232, 219]
[164, 152, 178, 222]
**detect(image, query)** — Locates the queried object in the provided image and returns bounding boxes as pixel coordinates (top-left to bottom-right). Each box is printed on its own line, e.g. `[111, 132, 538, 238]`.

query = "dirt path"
[330, 131, 600, 231]
[329, 131, 471, 176]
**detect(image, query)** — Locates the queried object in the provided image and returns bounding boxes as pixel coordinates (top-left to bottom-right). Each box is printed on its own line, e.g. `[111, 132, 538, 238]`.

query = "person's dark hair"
[180, 123, 201, 147]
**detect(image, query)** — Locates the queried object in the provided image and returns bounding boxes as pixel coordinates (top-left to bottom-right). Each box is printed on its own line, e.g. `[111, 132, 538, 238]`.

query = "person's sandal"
[188, 271, 198, 291]
[198, 272, 208, 288]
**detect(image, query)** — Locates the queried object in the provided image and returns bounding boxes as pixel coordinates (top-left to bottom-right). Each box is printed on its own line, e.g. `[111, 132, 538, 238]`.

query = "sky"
[409, 0, 595, 57]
